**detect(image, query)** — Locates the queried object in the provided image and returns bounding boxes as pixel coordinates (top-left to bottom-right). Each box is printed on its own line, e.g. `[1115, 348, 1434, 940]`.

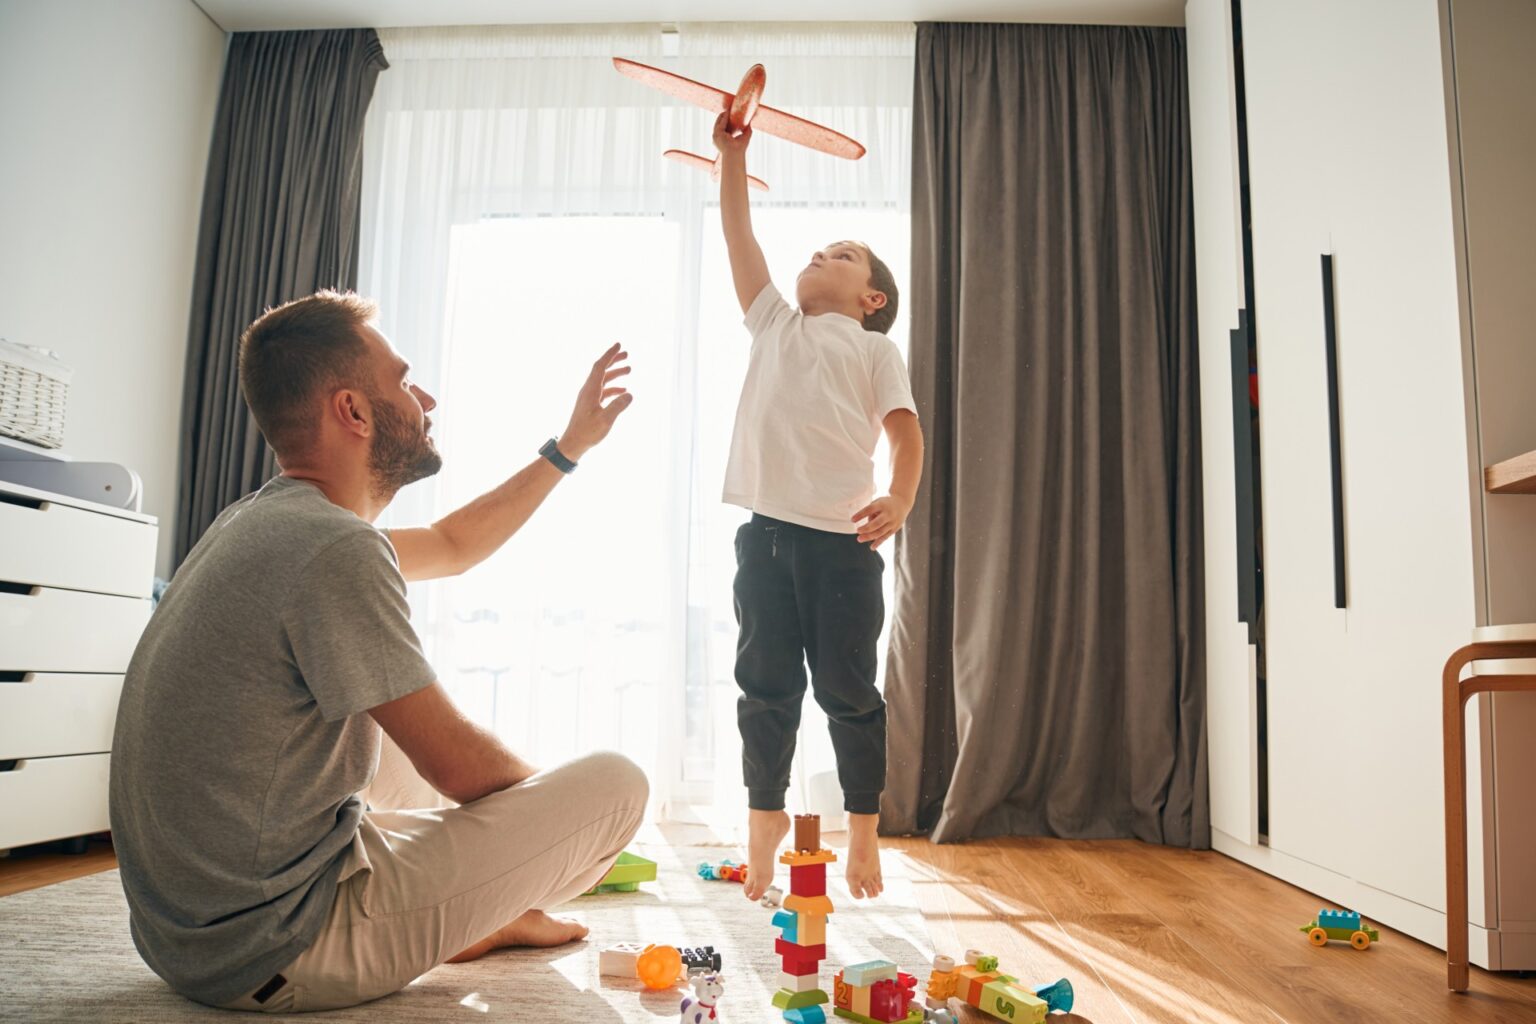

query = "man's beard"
[368, 396, 443, 500]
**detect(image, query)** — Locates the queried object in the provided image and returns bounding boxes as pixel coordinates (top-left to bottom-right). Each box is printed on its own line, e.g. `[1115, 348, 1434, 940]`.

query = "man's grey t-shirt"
[109, 476, 436, 1006]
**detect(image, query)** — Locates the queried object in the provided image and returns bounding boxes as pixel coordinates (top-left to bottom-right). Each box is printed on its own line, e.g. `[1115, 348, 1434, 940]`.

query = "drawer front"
[0, 588, 151, 673]
[0, 674, 123, 759]
[0, 753, 111, 849]
[0, 496, 156, 599]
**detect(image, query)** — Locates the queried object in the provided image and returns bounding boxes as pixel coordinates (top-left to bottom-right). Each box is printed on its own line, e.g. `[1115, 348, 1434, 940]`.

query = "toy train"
[1300, 909, 1380, 950]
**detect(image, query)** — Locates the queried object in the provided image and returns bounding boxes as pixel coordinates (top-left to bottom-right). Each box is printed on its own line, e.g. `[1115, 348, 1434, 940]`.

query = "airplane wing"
[664, 150, 769, 192]
[749, 104, 866, 161]
[614, 58, 731, 114]
[615, 57, 865, 161]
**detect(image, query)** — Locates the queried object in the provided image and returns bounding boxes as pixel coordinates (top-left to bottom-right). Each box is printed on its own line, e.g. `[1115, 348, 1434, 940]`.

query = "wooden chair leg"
[1444, 654, 1471, 993]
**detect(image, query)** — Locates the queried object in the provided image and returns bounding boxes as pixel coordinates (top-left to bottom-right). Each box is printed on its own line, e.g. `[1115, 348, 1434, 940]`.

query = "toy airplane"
[613, 58, 867, 191]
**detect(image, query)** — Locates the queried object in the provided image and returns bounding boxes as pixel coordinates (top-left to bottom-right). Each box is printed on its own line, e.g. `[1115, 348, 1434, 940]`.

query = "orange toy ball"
[636, 944, 682, 990]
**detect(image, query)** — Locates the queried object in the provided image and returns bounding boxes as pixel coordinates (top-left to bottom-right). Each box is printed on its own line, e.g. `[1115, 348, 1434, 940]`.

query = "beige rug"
[0, 844, 932, 1022]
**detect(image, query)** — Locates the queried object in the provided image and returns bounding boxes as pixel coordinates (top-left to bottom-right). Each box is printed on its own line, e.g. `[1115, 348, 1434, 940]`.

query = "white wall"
[0, 0, 225, 577]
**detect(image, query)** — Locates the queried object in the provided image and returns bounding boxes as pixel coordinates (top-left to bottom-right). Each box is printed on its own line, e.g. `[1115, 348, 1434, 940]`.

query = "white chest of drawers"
[0, 473, 157, 851]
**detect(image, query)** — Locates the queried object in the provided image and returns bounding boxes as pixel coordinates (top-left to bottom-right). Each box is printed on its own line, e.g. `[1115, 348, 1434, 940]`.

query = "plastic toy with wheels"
[1301, 909, 1380, 950]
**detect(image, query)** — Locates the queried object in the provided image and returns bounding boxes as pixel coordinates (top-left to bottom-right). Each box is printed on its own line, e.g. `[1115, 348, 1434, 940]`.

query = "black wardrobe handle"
[1321, 254, 1346, 609]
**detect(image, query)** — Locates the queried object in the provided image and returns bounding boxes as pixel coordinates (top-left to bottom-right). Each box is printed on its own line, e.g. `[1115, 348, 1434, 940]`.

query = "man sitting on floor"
[109, 291, 646, 1013]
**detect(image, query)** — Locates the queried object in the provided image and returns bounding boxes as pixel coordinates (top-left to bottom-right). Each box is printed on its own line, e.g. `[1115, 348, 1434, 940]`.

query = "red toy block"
[776, 938, 826, 960]
[869, 978, 904, 1021]
[791, 864, 827, 896]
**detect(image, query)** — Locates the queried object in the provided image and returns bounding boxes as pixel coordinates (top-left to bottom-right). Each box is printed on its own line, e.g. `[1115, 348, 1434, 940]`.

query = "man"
[109, 290, 646, 1013]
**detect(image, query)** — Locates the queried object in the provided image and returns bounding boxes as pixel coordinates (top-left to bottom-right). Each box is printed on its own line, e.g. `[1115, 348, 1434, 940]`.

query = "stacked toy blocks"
[771, 814, 837, 1024]
[832, 960, 924, 1023]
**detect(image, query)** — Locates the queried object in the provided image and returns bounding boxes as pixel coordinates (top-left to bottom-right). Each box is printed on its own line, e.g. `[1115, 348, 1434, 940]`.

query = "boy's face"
[795, 240, 885, 318]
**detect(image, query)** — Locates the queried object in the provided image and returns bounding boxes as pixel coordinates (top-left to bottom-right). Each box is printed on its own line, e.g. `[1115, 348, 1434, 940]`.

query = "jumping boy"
[713, 113, 925, 901]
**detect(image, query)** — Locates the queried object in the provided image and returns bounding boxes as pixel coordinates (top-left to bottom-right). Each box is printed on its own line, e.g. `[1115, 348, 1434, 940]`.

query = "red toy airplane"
[613, 58, 866, 192]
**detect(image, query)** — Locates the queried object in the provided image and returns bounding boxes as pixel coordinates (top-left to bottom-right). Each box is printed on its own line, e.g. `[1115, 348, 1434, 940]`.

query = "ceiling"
[194, 0, 1185, 32]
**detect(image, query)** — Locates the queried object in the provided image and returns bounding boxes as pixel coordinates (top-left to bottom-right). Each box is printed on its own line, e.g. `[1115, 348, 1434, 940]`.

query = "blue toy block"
[773, 909, 800, 944]
[1319, 909, 1361, 931]
[784, 1006, 828, 1024]
[843, 960, 899, 987]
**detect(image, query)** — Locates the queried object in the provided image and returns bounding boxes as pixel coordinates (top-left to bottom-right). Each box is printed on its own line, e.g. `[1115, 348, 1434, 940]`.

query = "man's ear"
[861, 289, 888, 315]
[331, 389, 371, 440]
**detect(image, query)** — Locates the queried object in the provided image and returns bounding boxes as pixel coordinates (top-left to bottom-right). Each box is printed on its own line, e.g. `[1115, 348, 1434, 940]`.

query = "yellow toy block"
[798, 912, 827, 946]
[851, 982, 871, 1016]
[926, 969, 958, 1000]
[780, 849, 839, 867]
[784, 893, 836, 916]
[978, 980, 1048, 1024]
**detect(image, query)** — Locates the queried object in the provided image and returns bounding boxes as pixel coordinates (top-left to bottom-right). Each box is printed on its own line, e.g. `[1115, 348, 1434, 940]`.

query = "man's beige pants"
[219, 740, 647, 1012]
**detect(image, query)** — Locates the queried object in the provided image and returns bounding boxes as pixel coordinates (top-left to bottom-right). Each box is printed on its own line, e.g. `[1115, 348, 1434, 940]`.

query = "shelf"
[1485, 449, 1536, 494]
[0, 434, 69, 463]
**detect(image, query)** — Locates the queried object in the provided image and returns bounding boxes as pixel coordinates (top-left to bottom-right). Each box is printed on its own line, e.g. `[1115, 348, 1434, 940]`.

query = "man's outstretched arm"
[390, 344, 632, 582]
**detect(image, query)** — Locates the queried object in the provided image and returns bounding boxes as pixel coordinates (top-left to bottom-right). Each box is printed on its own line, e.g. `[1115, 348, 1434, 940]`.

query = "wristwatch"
[540, 438, 578, 474]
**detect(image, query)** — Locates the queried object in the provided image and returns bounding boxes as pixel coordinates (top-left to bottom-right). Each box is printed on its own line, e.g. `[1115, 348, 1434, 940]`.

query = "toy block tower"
[771, 814, 837, 1024]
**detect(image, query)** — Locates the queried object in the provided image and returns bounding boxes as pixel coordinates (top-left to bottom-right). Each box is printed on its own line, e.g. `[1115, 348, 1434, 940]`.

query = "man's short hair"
[861, 245, 899, 335]
[238, 290, 377, 459]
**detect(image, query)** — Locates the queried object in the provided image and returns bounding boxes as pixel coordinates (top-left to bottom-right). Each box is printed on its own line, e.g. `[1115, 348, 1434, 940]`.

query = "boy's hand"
[852, 494, 914, 550]
[557, 343, 632, 461]
[712, 112, 751, 158]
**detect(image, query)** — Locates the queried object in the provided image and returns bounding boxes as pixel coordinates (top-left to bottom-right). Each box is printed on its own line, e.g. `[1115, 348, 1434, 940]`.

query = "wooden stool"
[1442, 639, 1536, 992]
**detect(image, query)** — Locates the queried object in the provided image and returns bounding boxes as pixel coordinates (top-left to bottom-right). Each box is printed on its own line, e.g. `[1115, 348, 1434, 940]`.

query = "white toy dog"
[679, 972, 723, 1023]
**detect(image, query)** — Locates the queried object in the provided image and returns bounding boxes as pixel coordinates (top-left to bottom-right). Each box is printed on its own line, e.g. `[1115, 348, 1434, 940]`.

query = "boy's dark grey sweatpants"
[733, 513, 886, 816]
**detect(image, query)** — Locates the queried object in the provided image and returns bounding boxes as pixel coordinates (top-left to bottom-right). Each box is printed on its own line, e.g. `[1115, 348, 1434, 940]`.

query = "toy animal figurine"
[680, 973, 724, 1023]
[760, 885, 784, 908]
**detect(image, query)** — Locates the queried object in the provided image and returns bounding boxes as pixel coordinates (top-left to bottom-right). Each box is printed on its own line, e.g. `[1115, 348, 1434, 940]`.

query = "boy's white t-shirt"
[723, 283, 918, 534]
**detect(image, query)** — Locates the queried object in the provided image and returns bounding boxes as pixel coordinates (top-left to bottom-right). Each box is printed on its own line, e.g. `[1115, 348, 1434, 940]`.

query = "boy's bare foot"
[744, 808, 792, 902]
[845, 812, 884, 899]
[445, 909, 589, 963]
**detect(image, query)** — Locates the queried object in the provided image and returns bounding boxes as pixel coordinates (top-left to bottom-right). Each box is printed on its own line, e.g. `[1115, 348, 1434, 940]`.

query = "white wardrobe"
[1186, 0, 1536, 969]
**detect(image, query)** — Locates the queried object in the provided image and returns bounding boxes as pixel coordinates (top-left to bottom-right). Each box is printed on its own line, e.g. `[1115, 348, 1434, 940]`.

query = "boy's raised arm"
[713, 113, 771, 315]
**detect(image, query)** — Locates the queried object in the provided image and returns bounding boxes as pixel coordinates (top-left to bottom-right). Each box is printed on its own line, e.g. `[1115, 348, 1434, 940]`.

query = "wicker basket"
[0, 337, 72, 449]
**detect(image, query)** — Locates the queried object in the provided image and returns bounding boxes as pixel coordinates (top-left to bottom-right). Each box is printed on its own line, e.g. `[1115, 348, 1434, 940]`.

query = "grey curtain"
[174, 29, 388, 565]
[883, 23, 1207, 847]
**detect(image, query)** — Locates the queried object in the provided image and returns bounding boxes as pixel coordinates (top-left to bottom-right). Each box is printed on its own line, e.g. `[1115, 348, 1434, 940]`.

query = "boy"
[713, 113, 925, 901]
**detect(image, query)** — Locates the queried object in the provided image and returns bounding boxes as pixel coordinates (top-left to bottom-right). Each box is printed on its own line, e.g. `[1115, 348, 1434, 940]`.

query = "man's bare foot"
[845, 812, 884, 899]
[445, 909, 589, 963]
[744, 808, 791, 902]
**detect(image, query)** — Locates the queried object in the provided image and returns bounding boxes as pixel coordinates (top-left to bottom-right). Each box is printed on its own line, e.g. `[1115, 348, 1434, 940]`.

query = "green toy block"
[584, 851, 657, 894]
[975, 954, 1000, 973]
[833, 1007, 926, 1024]
[978, 980, 1048, 1023]
[773, 987, 831, 1010]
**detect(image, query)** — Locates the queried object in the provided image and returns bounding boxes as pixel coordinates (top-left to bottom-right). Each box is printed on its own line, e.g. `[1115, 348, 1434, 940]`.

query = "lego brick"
[975, 954, 999, 973]
[963, 973, 987, 1005]
[834, 972, 852, 1009]
[926, 968, 958, 1000]
[777, 938, 827, 960]
[868, 978, 904, 1020]
[842, 960, 899, 987]
[1319, 909, 1361, 931]
[785, 893, 837, 917]
[798, 913, 828, 947]
[681, 946, 722, 973]
[851, 982, 871, 1016]
[780, 848, 839, 867]
[784, 1007, 828, 1024]
[598, 941, 645, 976]
[794, 813, 822, 852]
[792, 863, 828, 896]
[782, 971, 824, 993]
[978, 980, 1048, 1023]
[783, 956, 823, 977]
[773, 987, 830, 1010]
[833, 1008, 926, 1024]
[773, 909, 799, 944]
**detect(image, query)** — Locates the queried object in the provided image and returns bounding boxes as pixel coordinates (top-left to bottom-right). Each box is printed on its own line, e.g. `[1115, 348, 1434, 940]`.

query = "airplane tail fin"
[663, 149, 769, 192]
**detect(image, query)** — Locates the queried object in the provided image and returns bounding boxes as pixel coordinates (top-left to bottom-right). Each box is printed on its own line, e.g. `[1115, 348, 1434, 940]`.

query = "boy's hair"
[238, 290, 377, 459]
[860, 245, 899, 335]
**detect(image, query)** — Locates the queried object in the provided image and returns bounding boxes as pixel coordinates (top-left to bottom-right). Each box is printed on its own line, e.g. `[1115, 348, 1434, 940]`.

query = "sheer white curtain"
[359, 22, 913, 824]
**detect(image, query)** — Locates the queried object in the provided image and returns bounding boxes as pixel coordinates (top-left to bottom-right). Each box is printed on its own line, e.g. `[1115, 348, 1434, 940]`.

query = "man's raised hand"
[557, 344, 632, 461]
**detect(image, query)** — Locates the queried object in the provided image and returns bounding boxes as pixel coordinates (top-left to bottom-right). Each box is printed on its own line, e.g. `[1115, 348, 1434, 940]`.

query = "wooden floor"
[4, 833, 1533, 1023]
